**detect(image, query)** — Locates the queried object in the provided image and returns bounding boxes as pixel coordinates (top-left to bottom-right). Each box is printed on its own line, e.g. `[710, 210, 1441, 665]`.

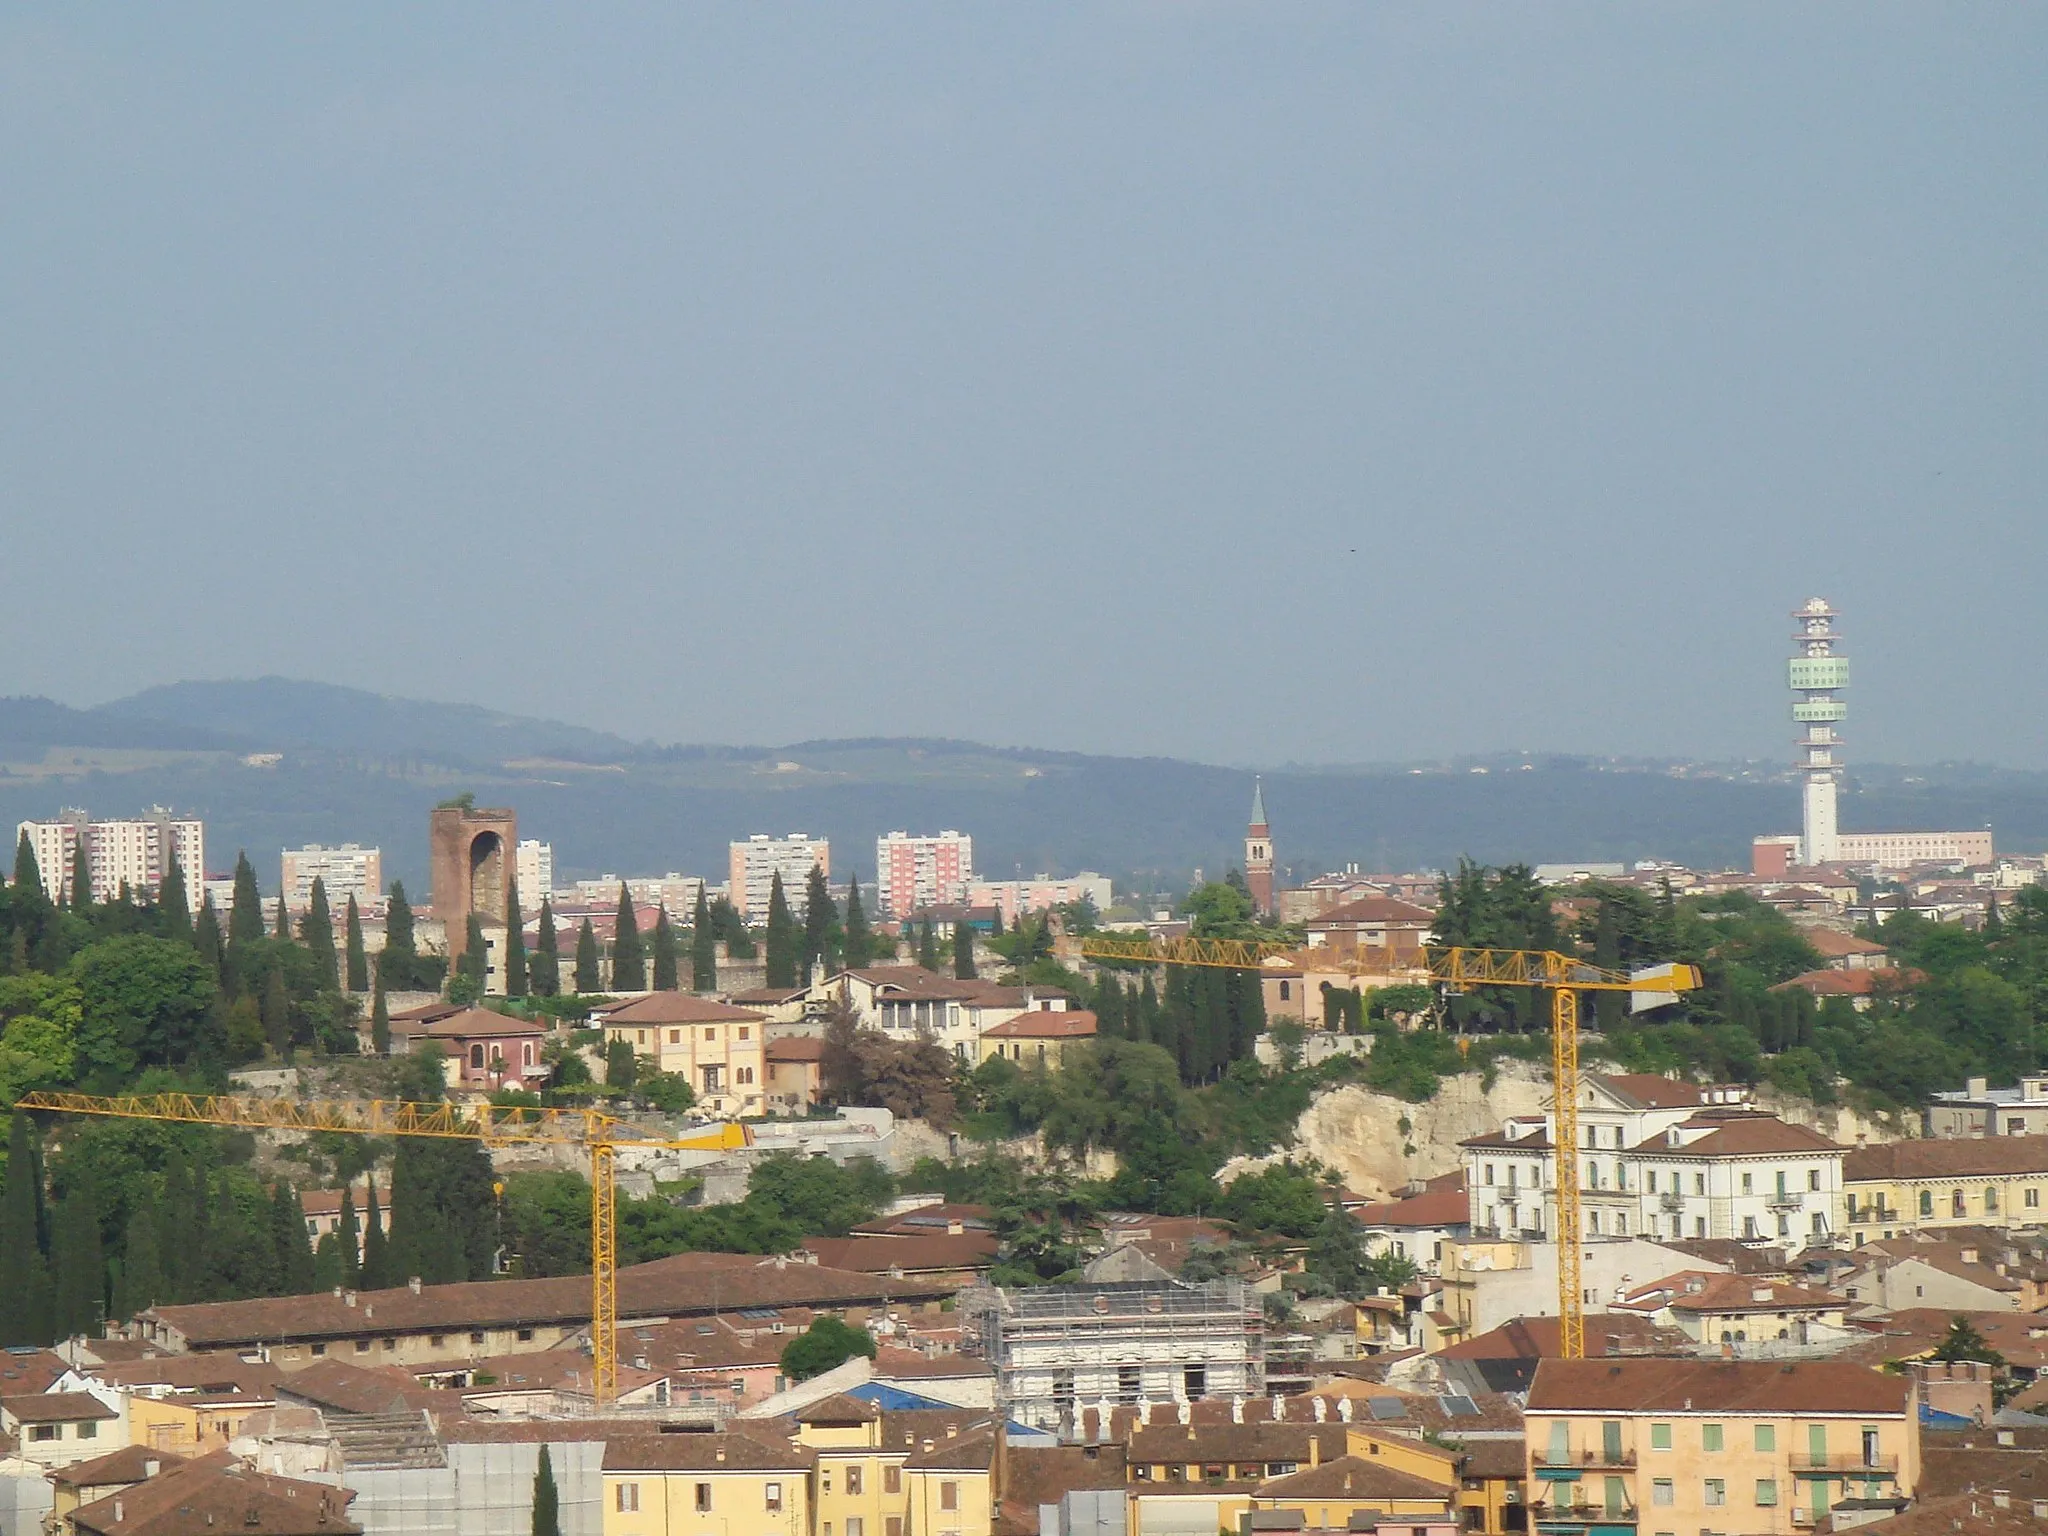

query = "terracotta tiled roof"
[766, 1036, 828, 1062]
[0, 1348, 73, 1396]
[1846, 1136, 2048, 1181]
[2, 1391, 117, 1423]
[905, 1426, 998, 1470]
[1822, 1493, 2048, 1535]
[1126, 1421, 1349, 1471]
[144, 1252, 956, 1350]
[1304, 897, 1435, 928]
[1773, 967, 1924, 997]
[276, 1358, 460, 1416]
[979, 1010, 1098, 1040]
[421, 1007, 544, 1039]
[1252, 1454, 1452, 1502]
[50, 1446, 191, 1490]
[601, 1432, 814, 1472]
[1593, 1073, 1712, 1110]
[71, 1456, 359, 1536]
[1828, 1309, 2048, 1373]
[1350, 1182, 1469, 1231]
[600, 994, 767, 1025]
[1802, 929, 1888, 960]
[1459, 1124, 1553, 1152]
[1528, 1358, 1908, 1415]
[853, 1204, 995, 1237]
[1437, 1315, 1693, 1362]
[1617, 1271, 1840, 1315]
[796, 1392, 881, 1425]
[1632, 1112, 1843, 1157]
[800, 1234, 998, 1274]
[86, 1356, 284, 1397]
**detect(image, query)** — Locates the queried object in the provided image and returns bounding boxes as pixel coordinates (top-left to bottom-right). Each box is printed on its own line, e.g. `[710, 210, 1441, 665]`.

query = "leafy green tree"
[388, 1137, 498, 1284]
[953, 918, 977, 980]
[710, 897, 756, 959]
[691, 886, 717, 991]
[779, 1314, 877, 1381]
[71, 935, 220, 1083]
[1219, 1163, 1328, 1237]
[227, 853, 265, 949]
[344, 896, 369, 991]
[504, 882, 528, 997]
[842, 875, 872, 968]
[651, 911, 679, 991]
[605, 1038, 638, 1091]
[531, 900, 561, 997]
[532, 1444, 561, 1536]
[301, 879, 338, 990]
[574, 920, 601, 993]
[764, 873, 798, 989]
[1931, 1314, 2006, 1367]
[117, 1204, 162, 1320]
[801, 865, 839, 981]
[611, 887, 646, 991]
[158, 856, 191, 937]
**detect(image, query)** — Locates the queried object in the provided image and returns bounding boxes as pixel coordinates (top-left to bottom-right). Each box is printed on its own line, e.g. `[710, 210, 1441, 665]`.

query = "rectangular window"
[1546, 1422, 1570, 1465]
[1742, 1172, 1754, 1194]
[1485, 1164, 1495, 1186]
[1756, 1479, 1779, 1506]
[1754, 1424, 1776, 1452]
[77, 1423, 96, 1440]
[29, 1425, 57, 1443]
[766, 1483, 783, 1511]
[616, 1484, 640, 1513]
[1808, 1170, 1821, 1191]
[739, 1027, 750, 1041]
[884, 1466, 902, 1494]
[848, 1522, 865, 1536]
[940, 1482, 959, 1512]
[1702, 1424, 1724, 1452]
[887, 1521, 903, 1536]
[355, 1340, 371, 1354]
[1987, 1186, 2001, 1212]
[1704, 1479, 1726, 1507]
[1603, 1477, 1625, 1517]
[1647, 1171, 1658, 1193]
[1650, 1423, 1672, 1451]
[311, 1344, 326, 1357]
[2029, 1188, 2040, 1209]
[1651, 1479, 1673, 1507]
[1602, 1422, 1622, 1463]
[847, 1466, 863, 1496]
[696, 1483, 713, 1513]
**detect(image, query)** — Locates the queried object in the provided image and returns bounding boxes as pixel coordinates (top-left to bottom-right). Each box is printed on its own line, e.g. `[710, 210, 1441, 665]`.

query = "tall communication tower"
[1790, 598, 1849, 865]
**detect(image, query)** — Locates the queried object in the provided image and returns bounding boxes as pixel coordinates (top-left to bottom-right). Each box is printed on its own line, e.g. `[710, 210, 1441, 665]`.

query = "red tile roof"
[1632, 1111, 1843, 1157]
[980, 1010, 1098, 1040]
[1845, 1135, 2048, 1181]
[766, 1036, 829, 1062]
[1594, 1073, 1712, 1110]
[1528, 1358, 1909, 1415]
[801, 1234, 998, 1275]
[1305, 897, 1435, 928]
[2, 1391, 117, 1423]
[599, 994, 766, 1025]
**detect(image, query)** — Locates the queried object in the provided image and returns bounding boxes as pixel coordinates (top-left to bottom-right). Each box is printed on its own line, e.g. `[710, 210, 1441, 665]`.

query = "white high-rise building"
[281, 844, 383, 912]
[875, 830, 974, 917]
[16, 809, 205, 905]
[1790, 598, 1848, 866]
[728, 834, 830, 917]
[516, 839, 554, 906]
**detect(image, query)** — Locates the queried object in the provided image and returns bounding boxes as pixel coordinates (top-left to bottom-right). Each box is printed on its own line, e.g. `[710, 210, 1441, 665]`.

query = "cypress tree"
[953, 918, 977, 980]
[574, 920, 601, 993]
[532, 1443, 561, 1536]
[461, 914, 489, 994]
[362, 1179, 388, 1289]
[194, 893, 225, 980]
[50, 1183, 104, 1341]
[917, 918, 938, 972]
[68, 843, 92, 913]
[270, 1182, 316, 1295]
[651, 911, 679, 991]
[1, 1116, 51, 1345]
[532, 900, 560, 997]
[276, 889, 295, 940]
[303, 878, 338, 989]
[228, 852, 265, 949]
[611, 886, 646, 990]
[337, 1187, 363, 1287]
[504, 881, 528, 997]
[344, 896, 369, 991]
[382, 881, 424, 989]
[159, 855, 192, 937]
[157, 1151, 192, 1303]
[261, 967, 292, 1057]
[12, 831, 43, 900]
[371, 972, 391, 1057]
[119, 1204, 163, 1320]
[801, 864, 838, 982]
[843, 874, 872, 968]
[764, 872, 798, 989]
[690, 886, 718, 991]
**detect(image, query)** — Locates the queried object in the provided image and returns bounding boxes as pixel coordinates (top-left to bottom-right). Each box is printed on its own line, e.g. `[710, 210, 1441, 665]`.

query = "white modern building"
[16, 808, 205, 905]
[1463, 1073, 1846, 1247]
[727, 834, 829, 918]
[281, 843, 382, 911]
[966, 873, 1113, 926]
[561, 872, 704, 917]
[875, 830, 974, 917]
[515, 839, 554, 906]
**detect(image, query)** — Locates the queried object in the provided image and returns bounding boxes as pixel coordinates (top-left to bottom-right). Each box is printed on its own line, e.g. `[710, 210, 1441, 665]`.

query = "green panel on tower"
[1788, 657, 1850, 691]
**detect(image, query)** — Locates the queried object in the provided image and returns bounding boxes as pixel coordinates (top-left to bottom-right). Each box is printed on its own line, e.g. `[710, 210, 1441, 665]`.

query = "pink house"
[421, 1007, 550, 1090]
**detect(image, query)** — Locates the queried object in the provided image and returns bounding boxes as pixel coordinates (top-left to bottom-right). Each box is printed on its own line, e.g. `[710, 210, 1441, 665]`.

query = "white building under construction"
[966, 1280, 1265, 1434]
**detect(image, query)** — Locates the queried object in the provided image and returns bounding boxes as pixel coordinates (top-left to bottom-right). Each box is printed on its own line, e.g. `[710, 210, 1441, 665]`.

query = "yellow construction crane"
[1064, 935, 1700, 1359]
[15, 1090, 749, 1406]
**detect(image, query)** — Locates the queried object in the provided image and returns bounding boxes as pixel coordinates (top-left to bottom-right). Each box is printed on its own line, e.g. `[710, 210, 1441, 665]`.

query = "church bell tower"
[1245, 778, 1274, 918]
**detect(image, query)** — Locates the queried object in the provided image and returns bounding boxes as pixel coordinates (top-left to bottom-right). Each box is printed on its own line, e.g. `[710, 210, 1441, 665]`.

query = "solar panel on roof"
[1439, 1394, 1479, 1417]
[738, 1307, 782, 1320]
[1367, 1397, 1407, 1420]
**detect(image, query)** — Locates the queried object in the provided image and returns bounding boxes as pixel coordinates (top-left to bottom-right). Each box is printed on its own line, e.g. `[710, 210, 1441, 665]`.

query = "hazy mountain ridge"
[0, 679, 2042, 894]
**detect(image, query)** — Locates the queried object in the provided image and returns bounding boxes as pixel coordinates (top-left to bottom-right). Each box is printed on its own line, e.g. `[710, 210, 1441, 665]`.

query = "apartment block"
[1843, 1136, 2048, 1242]
[17, 808, 204, 905]
[730, 834, 831, 918]
[1525, 1357, 1916, 1535]
[516, 838, 554, 905]
[965, 873, 1112, 926]
[875, 831, 974, 917]
[564, 873, 706, 918]
[280, 843, 382, 912]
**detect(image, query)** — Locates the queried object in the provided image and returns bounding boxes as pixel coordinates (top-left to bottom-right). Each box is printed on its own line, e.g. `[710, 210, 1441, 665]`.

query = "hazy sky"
[4, 7, 2043, 766]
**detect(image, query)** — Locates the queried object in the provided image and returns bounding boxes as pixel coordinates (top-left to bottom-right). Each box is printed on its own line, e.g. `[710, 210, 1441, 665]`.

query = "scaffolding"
[968, 1282, 1265, 1434]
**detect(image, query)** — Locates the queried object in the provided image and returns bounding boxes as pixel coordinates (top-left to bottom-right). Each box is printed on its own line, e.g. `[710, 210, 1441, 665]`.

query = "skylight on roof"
[1439, 1395, 1479, 1417]
[1366, 1397, 1407, 1420]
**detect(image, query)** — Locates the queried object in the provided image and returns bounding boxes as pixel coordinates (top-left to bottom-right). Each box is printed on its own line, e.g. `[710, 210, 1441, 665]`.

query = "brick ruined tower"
[1245, 778, 1274, 918]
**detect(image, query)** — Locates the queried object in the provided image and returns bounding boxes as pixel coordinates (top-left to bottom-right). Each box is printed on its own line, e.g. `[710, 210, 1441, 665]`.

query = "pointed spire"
[1249, 776, 1268, 831]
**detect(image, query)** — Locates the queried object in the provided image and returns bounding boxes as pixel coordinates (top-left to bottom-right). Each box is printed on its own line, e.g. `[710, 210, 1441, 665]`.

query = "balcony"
[1790, 1453, 1897, 1476]
[1533, 1449, 1637, 1472]
[1764, 1191, 1805, 1212]
[1658, 1192, 1683, 1213]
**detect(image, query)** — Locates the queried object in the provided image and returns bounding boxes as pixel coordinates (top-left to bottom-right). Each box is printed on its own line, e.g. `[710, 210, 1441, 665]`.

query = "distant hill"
[0, 677, 2038, 894]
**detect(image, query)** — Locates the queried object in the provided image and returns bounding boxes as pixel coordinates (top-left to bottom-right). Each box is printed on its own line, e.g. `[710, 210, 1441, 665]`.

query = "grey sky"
[4, 6, 2043, 767]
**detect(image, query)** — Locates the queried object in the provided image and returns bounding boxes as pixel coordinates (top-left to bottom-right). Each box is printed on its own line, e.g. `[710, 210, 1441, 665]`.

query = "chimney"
[344, 1292, 357, 1308]
[2034, 1500, 2048, 1521]
[332, 1287, 343, 1300]
[144, 1459, 161, 1477]
[409, 1276, 423, 1294]
[1309, 1437, 1321, 1469]
[1231, 1397, 1244, 1424]
[948, 1220, 964, 1236]
[114, 1501, 123, 1524]
[716, 1444, 726, 1463]
[1752, 1286, 1773, 1304]
[1994, 1491, 2010, 1509]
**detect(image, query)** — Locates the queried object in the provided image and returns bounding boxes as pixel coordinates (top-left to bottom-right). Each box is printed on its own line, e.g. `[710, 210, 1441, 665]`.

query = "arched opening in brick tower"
[468, 831, 505, 917]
